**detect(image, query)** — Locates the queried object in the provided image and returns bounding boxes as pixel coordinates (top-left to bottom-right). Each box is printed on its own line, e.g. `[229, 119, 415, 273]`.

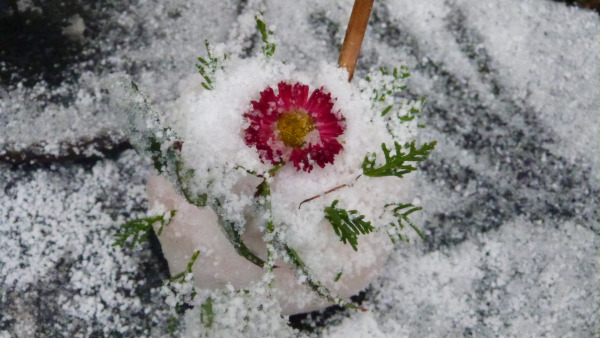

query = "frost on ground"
[1, 0, 598, 337]
[0, 151, 172, 336]
[325, 218, 597, 337]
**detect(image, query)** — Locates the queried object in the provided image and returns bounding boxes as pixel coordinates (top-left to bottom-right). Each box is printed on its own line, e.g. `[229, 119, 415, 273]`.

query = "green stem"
[175, 161, 207, 207]
[218, 217, 266, 268]
[257, 178, 277, 285]
[176, 161, 265, 268]
[258, 174, 355, 309]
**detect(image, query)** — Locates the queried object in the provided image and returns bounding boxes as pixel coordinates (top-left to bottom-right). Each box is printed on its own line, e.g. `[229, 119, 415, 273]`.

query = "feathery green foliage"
[161, 252, 201, 332]
[147, 136, 167, 173]
[200, 298, 214, 328]
[363, 141, 437, 178]
[364, 66, 425, 125]
[367, 66, 409, 103]
[146, 133, 181, 175]
[128, 80, 180, 175]
[386, 203, 425, 243]
[167, 315, 179, 336]
[130, 80, 139, 92]
[113, 210, 177, 249]
[324, 200, 375, 251]
[395, 99, 425, 122]
[196, 40, 225, 90]
[255, 16, 276, 57]
[255, 171, 351, 306]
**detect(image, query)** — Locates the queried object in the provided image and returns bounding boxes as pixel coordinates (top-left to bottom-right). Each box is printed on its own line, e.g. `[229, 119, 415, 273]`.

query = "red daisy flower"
[244, 81, 345, 172]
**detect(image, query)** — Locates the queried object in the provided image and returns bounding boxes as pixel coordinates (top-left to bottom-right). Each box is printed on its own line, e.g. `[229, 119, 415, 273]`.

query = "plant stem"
[257, 179, 277, 284]
[259, 175, 354, 308]
[298, 175, 362, 209]
[338, 0, 375, 82]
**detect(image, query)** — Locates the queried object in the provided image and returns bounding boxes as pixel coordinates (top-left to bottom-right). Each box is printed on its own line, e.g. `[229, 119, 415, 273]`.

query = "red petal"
[291, 82, 309, 108]
[244, 82, 345, 172]
[289, 148, 312, 172]
[277, 82, 294, 111]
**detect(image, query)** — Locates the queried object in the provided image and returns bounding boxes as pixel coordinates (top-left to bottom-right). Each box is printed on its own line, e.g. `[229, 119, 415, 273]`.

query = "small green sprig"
[169, 250, 200, 283]
[128, 80, 181, 176]
[147, 136, 178, 174]
[167, 315, 179, 336]
[324, 200, 375, 251]
[161, 252, 201, 333]
[200, 297, 214, 328]
[385, 203, 425, 243]
[196, 40, 226, 90]
[394, 98, 425, 122]
[113, 210, 177, 249]
[363, 140, 437, 178]
[366, 66, 409, 104]
[364, 67, 426, 128]
[255, 15, 276, 57]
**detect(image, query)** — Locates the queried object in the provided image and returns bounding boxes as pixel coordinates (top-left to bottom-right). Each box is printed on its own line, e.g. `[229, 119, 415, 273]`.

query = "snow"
[164, 54, 418, 219]
[139, 38, 418, 313]
[332, 218, 597, 337]
[1, 0, 598, 336]
[0, 151, 171, 335]
[62, 14, 86, 40]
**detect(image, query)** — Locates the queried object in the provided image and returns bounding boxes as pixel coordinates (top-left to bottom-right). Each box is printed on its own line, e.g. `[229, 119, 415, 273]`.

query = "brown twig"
[298, 175, 362, 209]
[299, 184, 348, 209]
[338, 0, 375, 82]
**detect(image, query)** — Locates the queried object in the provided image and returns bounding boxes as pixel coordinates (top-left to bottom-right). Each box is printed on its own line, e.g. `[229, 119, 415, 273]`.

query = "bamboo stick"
[338, 0, 375, 82]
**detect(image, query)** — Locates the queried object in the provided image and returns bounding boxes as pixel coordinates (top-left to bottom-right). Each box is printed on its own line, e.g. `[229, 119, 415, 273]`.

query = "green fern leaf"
[324, 200, 375, 251]
[363, 141, 436, 178]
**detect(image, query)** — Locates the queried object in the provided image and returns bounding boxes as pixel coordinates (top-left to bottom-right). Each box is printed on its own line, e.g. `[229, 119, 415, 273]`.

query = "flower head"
[244, 82, 345, 172]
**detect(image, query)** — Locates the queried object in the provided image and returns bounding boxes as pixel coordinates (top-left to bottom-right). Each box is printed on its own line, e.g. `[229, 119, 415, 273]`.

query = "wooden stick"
[338, 0, 375, 82]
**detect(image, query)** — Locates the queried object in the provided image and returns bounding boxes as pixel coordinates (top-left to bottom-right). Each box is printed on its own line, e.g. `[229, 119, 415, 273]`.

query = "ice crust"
[1, 0, 598, 336]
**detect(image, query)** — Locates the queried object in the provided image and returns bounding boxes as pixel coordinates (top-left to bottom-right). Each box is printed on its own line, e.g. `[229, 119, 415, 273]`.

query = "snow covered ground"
[1, 0, 598, 336]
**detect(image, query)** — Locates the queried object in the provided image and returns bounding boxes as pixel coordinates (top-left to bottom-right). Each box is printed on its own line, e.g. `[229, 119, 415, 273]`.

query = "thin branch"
[298, 175, 361, 209]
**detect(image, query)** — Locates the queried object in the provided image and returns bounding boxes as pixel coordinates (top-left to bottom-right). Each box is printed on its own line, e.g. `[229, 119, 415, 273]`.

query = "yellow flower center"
[276, 110, 315, 148]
